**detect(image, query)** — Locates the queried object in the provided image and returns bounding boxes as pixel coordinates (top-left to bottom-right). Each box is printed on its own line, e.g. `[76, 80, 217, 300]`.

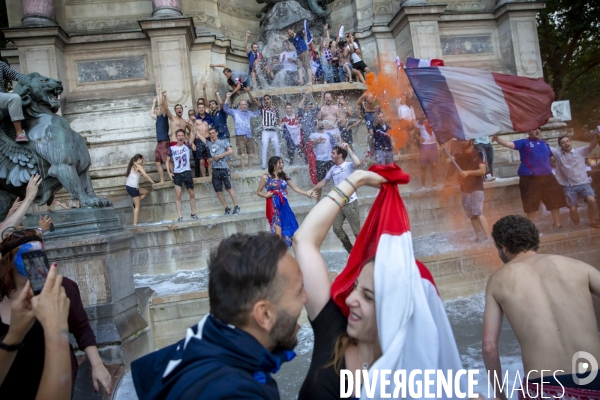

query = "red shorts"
[154, 141, 169, 163]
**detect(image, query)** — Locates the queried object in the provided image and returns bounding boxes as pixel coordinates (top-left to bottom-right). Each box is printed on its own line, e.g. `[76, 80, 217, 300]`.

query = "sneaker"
[191, 214, 199, 220]
[232, 206, 240, 214]
[485, 174, 496, 182]
[15, 132, 28, 142]
[224, 207, 231, 215]
[176, 217, 183, 222]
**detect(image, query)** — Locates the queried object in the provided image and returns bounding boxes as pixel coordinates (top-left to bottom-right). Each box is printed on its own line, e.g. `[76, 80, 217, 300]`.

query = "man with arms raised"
[190, 102, 213, 178]
[166, 129, 199, 222]
[483, 215, 600, 399]
[493, 129, 567, 228]
[162, 90, 193, 146]
[308, 143, 361, 253]
[551, 135, 599, 228]
[355, 90, 377, 157]
[317, 91, 341, 146]
[132, 232, 307, 399]
[150, 92, 169, 183]
[336, 94, 354, 148]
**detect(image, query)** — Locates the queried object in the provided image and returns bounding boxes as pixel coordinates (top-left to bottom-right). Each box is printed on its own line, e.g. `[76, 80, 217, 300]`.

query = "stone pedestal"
[389, 2, 446, 63]
[139, 18, 195, 113]
[495, 1, 545, 78]
[23, 207, 150, 367]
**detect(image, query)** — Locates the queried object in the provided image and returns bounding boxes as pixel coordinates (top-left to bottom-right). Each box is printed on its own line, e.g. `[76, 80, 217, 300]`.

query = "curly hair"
[491, 215, 539, 254]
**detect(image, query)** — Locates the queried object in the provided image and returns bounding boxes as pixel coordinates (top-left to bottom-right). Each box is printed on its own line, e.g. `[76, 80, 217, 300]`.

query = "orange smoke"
[364, 68, 414, 151]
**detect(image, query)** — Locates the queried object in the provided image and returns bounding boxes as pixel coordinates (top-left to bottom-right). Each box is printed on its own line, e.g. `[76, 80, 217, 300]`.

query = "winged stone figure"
[0, 72, 111, 218]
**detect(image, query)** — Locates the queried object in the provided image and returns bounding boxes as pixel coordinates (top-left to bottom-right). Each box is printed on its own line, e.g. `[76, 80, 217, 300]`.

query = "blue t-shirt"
[248, 51, 261, 73]
[289, 32, 308, 54]
[156, 114, 169, 142]
[374, 124, 392, 151]
[513, 138, 552, 176]
[211, 109, 230, 139]
[195, 113, 214, 127]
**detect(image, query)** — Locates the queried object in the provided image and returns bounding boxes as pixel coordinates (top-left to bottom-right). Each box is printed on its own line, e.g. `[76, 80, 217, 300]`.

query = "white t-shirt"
[416, 120, 437, 145]
[168, 145, 191, 173]
[398, 104, 416, 124]
[347, 42, 361, 63]
[325, 161, 358, 203]
[309, 132, 333, 161]
[280, 51, 298, 71]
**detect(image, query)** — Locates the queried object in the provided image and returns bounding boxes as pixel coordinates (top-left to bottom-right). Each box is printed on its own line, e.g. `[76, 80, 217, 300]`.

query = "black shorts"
[173, 170, 194, 189]
[519, 174, 567, 213]
[316, 160, 333, 182]
[340, 127, 353, 144]
[126, 185, 140, 198]
[352, 60, 368, 72]
[212, 168, 232, 192]
[194, 139, 212, 159]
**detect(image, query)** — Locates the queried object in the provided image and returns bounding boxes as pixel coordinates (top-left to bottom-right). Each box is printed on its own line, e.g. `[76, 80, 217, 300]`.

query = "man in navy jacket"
[132, 233, 307, 399]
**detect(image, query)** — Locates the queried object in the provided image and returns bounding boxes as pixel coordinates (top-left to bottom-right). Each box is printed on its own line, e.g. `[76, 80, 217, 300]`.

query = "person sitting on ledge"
[131, 232, 307, 400]
[209, 64, 252, 97]
[0, 61, 27, 142]
[483, 215, 600, 399]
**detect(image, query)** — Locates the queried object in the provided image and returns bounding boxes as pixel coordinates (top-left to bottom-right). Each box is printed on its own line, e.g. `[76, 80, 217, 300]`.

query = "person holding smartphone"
[0, 230, 112, 397]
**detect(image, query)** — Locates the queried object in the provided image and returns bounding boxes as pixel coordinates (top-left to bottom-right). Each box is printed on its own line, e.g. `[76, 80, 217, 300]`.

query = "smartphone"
[22, 250, 50, 295]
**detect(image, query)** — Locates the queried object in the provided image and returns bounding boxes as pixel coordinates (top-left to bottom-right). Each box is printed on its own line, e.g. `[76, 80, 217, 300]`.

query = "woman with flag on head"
[298, 165, 466, 399]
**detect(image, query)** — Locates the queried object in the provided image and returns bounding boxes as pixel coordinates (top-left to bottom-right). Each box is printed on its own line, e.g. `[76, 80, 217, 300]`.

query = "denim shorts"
[462, 190, 484, 218]
[126, 185, 140, 198]
[563, 184, 595, 207]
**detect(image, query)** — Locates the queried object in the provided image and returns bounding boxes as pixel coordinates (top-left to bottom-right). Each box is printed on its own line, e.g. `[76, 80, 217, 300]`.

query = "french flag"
[304, 19, 316, 59]
[405, 66, 555, 143]
[331, 164, 466, 400]
[405, 57, 445, 69]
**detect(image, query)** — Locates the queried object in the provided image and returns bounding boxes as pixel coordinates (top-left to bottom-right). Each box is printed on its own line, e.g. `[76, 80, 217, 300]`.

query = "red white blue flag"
[406, 57, 445, 68]
[406, 66, 555, 143]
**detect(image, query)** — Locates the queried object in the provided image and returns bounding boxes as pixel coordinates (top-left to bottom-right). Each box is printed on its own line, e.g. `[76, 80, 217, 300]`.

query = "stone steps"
[127, 172, 522, 275]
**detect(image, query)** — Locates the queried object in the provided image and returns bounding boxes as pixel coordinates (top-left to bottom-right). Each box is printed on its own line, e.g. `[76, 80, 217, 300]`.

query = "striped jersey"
[261, 106, 279, 129]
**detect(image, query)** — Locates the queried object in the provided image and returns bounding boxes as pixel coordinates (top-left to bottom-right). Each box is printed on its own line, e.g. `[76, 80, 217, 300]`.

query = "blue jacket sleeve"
[196, 373, 269, 400]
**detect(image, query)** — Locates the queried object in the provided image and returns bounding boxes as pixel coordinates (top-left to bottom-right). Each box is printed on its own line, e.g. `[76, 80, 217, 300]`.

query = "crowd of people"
[209, 26, 371, 91]
[127, 167, 600, 399]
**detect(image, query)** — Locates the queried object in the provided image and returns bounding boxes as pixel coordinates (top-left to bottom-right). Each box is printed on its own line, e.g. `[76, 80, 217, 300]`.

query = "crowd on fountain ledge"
[211, 25, 370, 91]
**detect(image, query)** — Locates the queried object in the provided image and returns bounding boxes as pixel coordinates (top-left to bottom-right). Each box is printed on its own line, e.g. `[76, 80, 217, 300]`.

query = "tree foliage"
[538, 0, 600, 133]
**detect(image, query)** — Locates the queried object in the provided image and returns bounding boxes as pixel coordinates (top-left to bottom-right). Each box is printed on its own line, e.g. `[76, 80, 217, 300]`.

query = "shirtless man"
[355, 90, 377, 156]
[162, 90, 193, 145]
[337, 93, 354, 148]
[317, 91, 341, 146]
[190, 103, 214, 177]
[337, 40, 354, 83]
[483, 215, 600, 400]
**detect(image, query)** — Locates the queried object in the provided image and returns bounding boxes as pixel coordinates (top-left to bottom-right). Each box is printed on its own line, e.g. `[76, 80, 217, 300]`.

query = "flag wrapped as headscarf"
[330, 163, 466, 399]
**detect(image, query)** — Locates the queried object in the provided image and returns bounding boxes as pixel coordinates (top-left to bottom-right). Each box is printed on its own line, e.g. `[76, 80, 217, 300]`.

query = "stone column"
[152, 0, 182, 18]
[21, 0, 58, 26]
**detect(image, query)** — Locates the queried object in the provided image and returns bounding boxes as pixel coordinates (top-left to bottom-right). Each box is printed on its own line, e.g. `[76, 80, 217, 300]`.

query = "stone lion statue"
[0, 72, 111, 218]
